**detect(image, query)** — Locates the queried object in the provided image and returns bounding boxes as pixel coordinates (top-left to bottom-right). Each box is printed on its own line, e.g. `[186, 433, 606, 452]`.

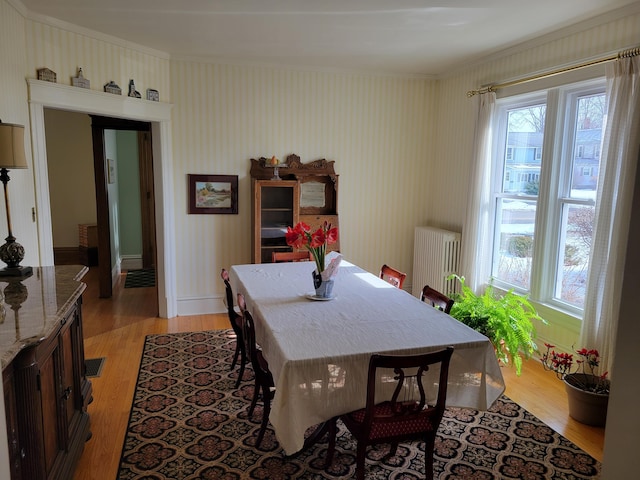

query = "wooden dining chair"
[237, 293, 275, 448]
[420, 285, 454, 314]
[379, 264, 407, 289]
[272, 251, 312, 262]
[220, 269, 247, 388]
[325, 347, 454, 480]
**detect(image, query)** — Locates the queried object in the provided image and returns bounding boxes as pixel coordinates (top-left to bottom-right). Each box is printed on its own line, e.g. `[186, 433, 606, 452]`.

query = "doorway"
[91, 115, 156, 298]
[44, 109, 157, 304]
[28, 79, 176, 317]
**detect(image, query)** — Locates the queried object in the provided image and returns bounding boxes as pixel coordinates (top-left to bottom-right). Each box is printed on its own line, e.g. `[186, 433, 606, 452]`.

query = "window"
[491, 80, 606, 312]
[535, 147, 542, 160]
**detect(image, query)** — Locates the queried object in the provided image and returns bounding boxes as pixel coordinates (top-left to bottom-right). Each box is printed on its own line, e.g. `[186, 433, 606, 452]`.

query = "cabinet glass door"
[260, 184, 295, 263]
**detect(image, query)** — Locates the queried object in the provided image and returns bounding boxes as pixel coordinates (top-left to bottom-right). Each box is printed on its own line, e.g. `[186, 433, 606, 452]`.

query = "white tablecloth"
[230, 260, 505, 454]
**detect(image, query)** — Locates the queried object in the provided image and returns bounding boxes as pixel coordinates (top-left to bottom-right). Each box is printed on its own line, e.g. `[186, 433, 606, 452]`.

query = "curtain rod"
[466, 46, 640, 97]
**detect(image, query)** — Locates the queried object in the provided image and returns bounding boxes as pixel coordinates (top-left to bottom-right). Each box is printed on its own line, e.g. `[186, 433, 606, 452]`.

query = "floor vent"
[85, 357, 106, 378]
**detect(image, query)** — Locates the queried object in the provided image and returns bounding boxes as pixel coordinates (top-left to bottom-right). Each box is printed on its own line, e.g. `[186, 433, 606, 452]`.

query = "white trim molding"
[120, 255, 143, 271]
[27, 79, 177, 318]
[177, 295, 227, 317]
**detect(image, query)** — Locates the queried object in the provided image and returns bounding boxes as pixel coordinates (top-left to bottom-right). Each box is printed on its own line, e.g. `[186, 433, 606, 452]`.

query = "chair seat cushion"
[343, 401, 436, 440]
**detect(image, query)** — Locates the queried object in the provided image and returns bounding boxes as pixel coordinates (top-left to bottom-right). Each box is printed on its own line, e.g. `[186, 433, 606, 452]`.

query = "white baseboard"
[177, 295, 227, 316]
[121, 255, 143, 270]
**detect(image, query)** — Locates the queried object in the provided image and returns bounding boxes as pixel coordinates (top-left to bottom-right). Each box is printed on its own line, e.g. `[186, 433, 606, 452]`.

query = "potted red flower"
[285, 221, 338, 297]
[541, 343, 610, 426]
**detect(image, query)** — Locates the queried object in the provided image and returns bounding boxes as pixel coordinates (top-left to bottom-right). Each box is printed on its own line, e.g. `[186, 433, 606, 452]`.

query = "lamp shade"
[0, 123, 28, 169]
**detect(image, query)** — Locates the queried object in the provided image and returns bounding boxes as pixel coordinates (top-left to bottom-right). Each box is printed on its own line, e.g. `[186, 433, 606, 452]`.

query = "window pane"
[570, 93, 605, 198]
[556, 204, 594, 307]
[493, 198, 537, 289]
[503, 105, 546, 194]
[554, 93, 604, 308]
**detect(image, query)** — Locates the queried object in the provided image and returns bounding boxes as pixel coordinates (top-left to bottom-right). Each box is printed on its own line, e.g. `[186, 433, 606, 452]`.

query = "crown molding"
[6, 0, 27, 16]
[10, 0, 170, 60]
[170, 54, 437, 80]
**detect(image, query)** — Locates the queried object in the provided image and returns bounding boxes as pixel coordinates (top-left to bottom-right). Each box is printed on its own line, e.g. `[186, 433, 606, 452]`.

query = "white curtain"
[460, 91, 496, 292]
[581, 56, 640, 376]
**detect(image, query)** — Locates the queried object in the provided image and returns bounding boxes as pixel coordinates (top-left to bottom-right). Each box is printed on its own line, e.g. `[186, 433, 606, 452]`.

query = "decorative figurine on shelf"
[146, 88, 159, 101]
[71, 67, 90, 89]
[268, 155, 282, 180]
[37, 67, 57, 83]
[104, 81, 122, 95]
[128, 79, 141, 98]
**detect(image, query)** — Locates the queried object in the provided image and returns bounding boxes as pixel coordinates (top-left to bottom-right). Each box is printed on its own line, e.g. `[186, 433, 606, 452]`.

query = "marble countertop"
[0, 265, 88, 369]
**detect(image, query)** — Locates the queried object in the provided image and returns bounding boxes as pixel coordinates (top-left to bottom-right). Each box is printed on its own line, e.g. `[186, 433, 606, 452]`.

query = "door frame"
[27, 79, 176, 317]
[90, 115, 153, 298]
[138, 131, 157, 269]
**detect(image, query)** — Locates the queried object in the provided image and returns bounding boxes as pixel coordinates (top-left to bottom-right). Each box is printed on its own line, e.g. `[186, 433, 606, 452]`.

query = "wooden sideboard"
[1, 266, 92, 480]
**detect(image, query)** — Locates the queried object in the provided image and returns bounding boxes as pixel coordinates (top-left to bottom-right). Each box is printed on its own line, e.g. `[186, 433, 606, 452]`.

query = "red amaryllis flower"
[284, 221, 338, 273]
[285, 222, 311, 249]
[325, 225, 338, 244]
[309, 228, 326, 248]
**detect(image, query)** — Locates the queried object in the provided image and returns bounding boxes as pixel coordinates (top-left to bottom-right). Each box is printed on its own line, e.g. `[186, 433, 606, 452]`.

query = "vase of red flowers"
[285, 221, 339, 298]
[541, 344, 610, 426]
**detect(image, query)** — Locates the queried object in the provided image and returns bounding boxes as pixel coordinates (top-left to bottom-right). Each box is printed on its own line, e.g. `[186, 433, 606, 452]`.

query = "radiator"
[412, 226, 461, 298]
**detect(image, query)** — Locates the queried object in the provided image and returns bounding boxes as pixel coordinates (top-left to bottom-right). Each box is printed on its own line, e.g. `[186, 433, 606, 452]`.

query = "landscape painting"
[188, 174, 238, 214]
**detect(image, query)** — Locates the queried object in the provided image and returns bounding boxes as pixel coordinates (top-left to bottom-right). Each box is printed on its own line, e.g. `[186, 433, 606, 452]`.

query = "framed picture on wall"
[107, 158, 116, 184]
[188, 174, 238, 214]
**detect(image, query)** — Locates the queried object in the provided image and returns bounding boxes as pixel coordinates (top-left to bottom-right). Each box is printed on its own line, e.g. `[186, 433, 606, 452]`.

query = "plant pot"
[312, 270, 334, 298]
[564, 373, 609, 427]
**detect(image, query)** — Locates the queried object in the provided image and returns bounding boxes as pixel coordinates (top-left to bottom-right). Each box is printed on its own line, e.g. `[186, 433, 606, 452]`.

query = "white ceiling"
[20, 0, 639, 76]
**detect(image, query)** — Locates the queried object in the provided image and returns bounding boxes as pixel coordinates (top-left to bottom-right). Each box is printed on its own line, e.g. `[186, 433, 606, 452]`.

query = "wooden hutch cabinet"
[250, 154, 339, 263]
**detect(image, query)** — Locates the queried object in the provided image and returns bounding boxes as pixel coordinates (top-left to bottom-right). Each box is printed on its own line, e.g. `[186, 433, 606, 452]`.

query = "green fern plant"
[447, 275, 546, 376]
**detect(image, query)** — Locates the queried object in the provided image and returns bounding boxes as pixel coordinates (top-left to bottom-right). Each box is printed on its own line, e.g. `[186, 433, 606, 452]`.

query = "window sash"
[490, 80, 605, 316]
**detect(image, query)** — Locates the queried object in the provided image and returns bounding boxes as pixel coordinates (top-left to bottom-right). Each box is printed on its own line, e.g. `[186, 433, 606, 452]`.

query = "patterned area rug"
[117, 330, 601, 479]
[124, 268, 156, 288]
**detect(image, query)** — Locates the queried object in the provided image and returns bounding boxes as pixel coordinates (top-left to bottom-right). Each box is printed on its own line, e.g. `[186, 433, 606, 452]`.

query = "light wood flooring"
[72, 267, 604, 480]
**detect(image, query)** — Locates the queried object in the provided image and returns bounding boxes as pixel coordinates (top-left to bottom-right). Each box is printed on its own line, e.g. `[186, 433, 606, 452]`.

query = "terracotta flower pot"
[564, 373, 609, 427]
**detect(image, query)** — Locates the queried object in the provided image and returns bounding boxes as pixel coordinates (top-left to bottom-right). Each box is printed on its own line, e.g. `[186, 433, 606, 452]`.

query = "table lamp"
[0, 120, 32, 278]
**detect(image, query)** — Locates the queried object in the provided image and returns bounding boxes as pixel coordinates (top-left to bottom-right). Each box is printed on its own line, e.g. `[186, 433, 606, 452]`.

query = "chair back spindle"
[220, 269, 246, 386]
[326, 347, 454, 480]
[237, 293, 275, 447]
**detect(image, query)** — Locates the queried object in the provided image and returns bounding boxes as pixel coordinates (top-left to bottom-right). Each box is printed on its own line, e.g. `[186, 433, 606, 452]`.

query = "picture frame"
[107, 158, 116, 184]
[188, 174, 238, 214]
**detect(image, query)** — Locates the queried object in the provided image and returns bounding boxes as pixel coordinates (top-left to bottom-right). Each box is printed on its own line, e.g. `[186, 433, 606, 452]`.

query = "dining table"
[230, 258, 505, 455]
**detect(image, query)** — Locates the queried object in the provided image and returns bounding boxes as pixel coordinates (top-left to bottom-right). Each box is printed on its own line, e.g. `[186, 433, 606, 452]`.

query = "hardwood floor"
[500, 355, 605, 462]
[72, 268, 604, 480]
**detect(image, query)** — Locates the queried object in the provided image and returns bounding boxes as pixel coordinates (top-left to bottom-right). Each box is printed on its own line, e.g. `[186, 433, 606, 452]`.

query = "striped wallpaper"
[25, 18, 171, 104]
[3, 4, 640, 469]
[0, 1, 39, 267]
[1, 0, 639, 317]
[432, 8, 640, 348]
[170, 62, 437, 302]
[432, 9, 640, 234]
